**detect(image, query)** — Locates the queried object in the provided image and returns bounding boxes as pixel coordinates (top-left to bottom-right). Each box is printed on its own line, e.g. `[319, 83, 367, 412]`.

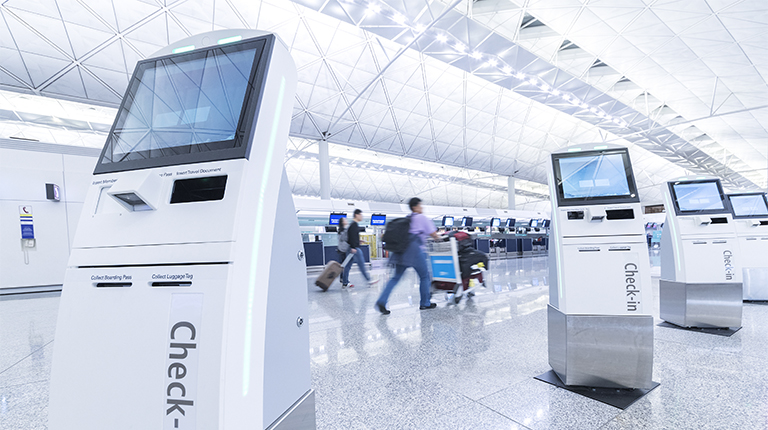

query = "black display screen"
[95, 36, 273, 174]
[552, 148, 639, 206]
[668, 180, 729, 215]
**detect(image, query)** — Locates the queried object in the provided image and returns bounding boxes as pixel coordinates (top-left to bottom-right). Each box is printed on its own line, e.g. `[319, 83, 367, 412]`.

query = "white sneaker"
[368, 279, 380, 288]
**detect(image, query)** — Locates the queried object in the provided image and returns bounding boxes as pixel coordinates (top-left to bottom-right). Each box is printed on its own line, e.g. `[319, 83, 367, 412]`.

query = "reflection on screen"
[730, 195, 768, 217]
[491, 218, 500, 227]
[558, 154, 631, 199]
[673, 182, 725, 212]
[102, 43, 260, 163]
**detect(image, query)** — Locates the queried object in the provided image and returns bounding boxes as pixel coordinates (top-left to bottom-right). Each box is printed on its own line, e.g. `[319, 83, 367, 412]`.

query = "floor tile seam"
[474, 374, 533, 403]
[455, 391, 534, 430]
[0, 378, 50, 390]
[0, 339, 54, 376]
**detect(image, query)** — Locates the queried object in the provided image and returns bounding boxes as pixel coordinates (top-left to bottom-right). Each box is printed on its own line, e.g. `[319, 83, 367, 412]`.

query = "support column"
[507, 176, 516, 210]
[318, 138, 331, 200]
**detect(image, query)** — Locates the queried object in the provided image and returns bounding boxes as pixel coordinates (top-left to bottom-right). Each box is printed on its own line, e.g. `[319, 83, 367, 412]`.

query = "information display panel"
[669, 180, 729, 215]
[491, 218, 500, 227]
[552, 148, 639, 206]
[442, 216, 454, 227]
[728, 193, 768, 218]
[505, 218, 515, 228]
[461, 217, 473, 227]
[329, 213, 346, 225]
[370, 214, 386, 225]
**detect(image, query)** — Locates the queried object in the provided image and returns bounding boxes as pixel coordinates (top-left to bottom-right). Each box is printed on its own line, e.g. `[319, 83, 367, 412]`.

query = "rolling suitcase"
[315, 253, 353, 291]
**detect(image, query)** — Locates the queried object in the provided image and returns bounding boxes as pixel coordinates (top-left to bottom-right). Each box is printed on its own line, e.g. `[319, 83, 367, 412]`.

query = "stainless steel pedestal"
[743, 268, 768, 301]
[659, 280, 743, 328]
[267, 389, 316, 430]
[547, 305, 654, 389]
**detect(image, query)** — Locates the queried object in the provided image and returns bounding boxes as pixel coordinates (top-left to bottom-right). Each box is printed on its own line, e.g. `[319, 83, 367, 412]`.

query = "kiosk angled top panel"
[667, 179, 730, 216]
[551, 147, 639, 207]
[728, 193, 768, 219]
[94, 35, 274, 174]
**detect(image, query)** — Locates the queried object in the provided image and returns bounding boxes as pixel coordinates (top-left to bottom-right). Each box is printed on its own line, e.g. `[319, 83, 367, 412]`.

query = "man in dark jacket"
[342, 209, 379, 288]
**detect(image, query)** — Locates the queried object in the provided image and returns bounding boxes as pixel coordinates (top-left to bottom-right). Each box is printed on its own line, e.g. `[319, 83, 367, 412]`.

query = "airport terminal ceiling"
[0, 0, 765, 207]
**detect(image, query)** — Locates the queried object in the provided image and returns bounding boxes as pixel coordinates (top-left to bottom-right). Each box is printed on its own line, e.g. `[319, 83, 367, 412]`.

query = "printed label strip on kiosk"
[48, 30, 316, 430]
[659, 177, 743, 329]
[542, 144, 655, 393]
[727, 192, 768, 301]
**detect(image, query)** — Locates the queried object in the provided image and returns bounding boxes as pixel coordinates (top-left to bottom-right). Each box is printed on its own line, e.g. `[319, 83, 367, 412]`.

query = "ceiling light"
[393, 13, 406, 24]
[562, 94, 570, 101]
[436, 33, 447, 43]
[590, 107, 599, 114]
[414, 24, 426, 33]
[486, 58, 497, 67]
[454, 43, 466, 53]
[528, 78, 538, 86]
[470, 51, 482, 59]
[580, 103, 589, 109]
[515, 72, 526, 80]
[502, 66, 512, 74]
[540, 84, 550, 91]
[551, 89, 560, 96]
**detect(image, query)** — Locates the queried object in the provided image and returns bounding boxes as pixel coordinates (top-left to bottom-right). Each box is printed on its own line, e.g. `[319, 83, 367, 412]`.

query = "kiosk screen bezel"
[668, 180, 730, 216]
[551, 148, 639, 207]
[727, 193, 768, 219]
[94, 35, 275, 174]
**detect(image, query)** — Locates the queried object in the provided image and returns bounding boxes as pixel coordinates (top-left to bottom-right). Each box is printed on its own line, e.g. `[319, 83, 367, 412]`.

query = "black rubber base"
[534, 370, 660, 410]
[657, 321, 742, 337]
[744, 300, 768, 305]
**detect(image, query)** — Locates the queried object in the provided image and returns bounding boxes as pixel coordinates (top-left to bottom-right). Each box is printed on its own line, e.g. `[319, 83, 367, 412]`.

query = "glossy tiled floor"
[2, 252, 768, 429]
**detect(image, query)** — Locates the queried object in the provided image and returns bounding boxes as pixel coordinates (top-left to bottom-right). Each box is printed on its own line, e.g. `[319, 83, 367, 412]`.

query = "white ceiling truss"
[0, 0, 764, 209]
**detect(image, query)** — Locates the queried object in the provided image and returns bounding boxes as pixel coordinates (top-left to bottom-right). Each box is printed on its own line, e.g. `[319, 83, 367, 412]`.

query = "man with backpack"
[376, 197, 440, 314]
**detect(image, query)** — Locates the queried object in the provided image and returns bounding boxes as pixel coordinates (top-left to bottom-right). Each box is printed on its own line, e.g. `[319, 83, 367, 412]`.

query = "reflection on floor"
[2, 253, 768, 429]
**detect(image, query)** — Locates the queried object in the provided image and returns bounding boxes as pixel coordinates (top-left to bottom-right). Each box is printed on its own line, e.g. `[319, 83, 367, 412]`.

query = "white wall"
[0, 140, 100, 289]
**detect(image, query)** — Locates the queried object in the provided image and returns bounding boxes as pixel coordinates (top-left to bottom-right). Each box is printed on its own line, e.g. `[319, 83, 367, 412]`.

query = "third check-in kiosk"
[547, 144, 653, 389]
[727, 192, 768, 301]
[660, 178, 742, 328]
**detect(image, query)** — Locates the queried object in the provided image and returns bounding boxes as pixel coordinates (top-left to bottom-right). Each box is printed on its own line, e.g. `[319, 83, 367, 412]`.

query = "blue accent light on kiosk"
[218, 35, 242, 45]
[172, 45, 195, 53]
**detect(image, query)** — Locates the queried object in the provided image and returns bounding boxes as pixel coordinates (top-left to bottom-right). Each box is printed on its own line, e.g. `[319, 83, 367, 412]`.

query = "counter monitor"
[442, 216, 454, 227]
[370, 214, 387, 225]
[491, 218, 500, 227]
[329, 213, 346, 225]
[461, 217, 473, 227]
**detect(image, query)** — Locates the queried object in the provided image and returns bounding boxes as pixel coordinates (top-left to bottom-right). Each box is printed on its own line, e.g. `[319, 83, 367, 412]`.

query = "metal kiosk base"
[659, 280, 743, 328]
[267, 390, 316, 430]
[743, 267, 768, 301]
[547, 305, 654, 389]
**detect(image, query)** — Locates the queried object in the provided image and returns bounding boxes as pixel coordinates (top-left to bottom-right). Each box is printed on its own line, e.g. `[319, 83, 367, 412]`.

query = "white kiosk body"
[547, 144, 653, 389]
[660, 178, 743, 328]
[727, 192, 768, 300]
[48, 31, 315, 430]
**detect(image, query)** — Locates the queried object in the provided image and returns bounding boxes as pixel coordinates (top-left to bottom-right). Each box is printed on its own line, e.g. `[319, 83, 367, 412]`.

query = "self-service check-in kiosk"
[48, 31, 315, 430]
[727, 192, 768, 300]
[547, 144, 653, 389]
[660, 178, 742, 328]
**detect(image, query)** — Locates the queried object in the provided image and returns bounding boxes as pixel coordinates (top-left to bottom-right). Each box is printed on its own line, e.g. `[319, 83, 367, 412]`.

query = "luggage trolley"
[427, 237, 488, 304]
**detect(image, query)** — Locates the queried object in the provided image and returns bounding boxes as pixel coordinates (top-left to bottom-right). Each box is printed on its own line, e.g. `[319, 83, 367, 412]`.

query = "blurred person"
[376, 197, 439, 314]
[337, 217, 351, 288]
[342, 209, 379, 288]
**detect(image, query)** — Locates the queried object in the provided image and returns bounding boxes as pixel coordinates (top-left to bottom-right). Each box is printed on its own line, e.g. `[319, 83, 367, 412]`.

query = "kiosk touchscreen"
[659, 178, 743, 328]
[546, 144, 653, 389]
[48, 31, 315, 430]
[727, 192, 768, 300]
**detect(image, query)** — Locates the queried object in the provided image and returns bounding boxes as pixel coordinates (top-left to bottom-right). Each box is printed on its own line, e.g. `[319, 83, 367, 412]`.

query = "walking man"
[342, 209, 380, 288]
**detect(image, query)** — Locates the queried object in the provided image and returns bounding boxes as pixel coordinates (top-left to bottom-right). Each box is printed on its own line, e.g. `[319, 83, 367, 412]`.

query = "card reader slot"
[761, 221, 768, 226]
[605, 209, 634, 220]
[712, 240, 727, 244]
[692, 241, 707, 245]
[151, 281, 192, 287]
[567, 211, 584, 220]
[609, 247, 631, 251]
[710, 217, 728, 224]
[578, 249, 600, 252]
[170, 175, 227, 204]
[95, 282, 132, 288]
[746, 238, 757, 241]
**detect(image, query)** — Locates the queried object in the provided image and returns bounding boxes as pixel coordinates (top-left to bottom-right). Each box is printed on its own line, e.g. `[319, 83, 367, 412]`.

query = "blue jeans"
[377, 241, 431, 308]
[342, 248, 370, 285]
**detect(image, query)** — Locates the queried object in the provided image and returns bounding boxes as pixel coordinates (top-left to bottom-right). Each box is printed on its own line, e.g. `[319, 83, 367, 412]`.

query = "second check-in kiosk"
[660, 178, 743, 328]
[48, 31, 315, 430]
[547, 144, 653, 389]
[727, 192, 768, 300]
